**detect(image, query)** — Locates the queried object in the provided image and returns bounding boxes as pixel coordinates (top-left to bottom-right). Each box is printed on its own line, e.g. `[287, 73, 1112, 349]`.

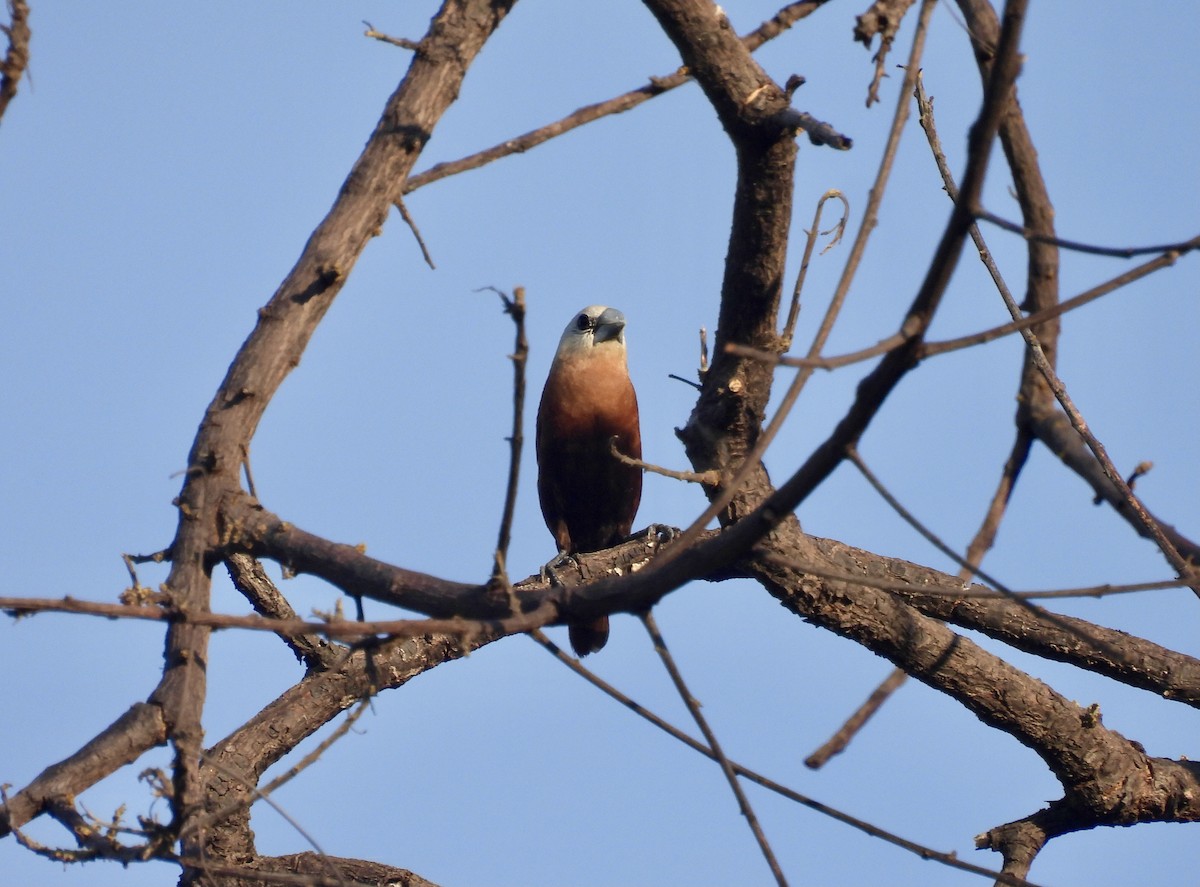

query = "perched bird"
[537, 305, 642, 656]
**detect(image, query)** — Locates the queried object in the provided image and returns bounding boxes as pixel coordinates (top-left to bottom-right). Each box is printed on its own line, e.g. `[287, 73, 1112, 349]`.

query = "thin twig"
[395, 196, 436, 269]
[483, 286, 528, 585]
[921, 245, 1191, 358]
[845, 445, 1013, 589]
[403, 1, 831, 194]
[805, 667, 907, 768]
[853, 0, 919, 107]
[811, 426, 1033, 767]
[976, 208, 1200, 259]
[530, 630, 1040, 887]
[126, 548, 171, 565]
[121, 553, 145, 592]
[844, 444, 1128, 658]
[667, 373, 703, 391]
[1095, 461, 1154, 505]
[725, 333, 906, 371]
[362, 20, 421, 52]
[807, 428, 1025, 765]
[241, 442, 260, 498]
[914, 74, 1200, 595]
[960, 429, 1032, 581]
[639, 611, 788, 887]
[738, 239, 1188, 370]
[609, 437, 718, 485]
[1, 594, 560, 641]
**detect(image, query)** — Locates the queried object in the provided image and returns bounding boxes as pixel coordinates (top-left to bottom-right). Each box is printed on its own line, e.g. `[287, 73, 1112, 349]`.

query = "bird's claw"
[540, 551, 577, 585]
[641, 524, 679, 552]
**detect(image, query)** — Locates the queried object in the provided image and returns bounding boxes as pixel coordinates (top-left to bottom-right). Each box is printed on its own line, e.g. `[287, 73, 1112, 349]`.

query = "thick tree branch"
[640, 0, 823, 553]
[768, 537, 1200, 707]
[0, 703, 168, 837]
[676, 0, 933, 562]
[223, 490, 1200, 713]
[253, 853, 439, 887]
[750, 528, 1200, 834]
[139, 0, 516, 867]
[184, 631, 475, 876]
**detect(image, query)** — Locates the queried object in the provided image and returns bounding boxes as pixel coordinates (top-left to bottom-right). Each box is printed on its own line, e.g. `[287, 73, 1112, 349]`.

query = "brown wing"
[536, 354, 641, 657]
[536, 361, 641, 554]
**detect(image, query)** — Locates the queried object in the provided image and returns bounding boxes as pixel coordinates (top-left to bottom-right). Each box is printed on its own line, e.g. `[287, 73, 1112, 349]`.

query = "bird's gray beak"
[594, 308, 626, 344]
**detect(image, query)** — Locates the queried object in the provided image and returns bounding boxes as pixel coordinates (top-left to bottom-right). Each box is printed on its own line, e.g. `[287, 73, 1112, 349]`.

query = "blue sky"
[3, 2, 1198, 885]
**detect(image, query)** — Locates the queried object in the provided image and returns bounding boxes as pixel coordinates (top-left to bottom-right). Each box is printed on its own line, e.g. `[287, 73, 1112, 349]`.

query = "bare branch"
[678, 0, 1015, 568]
[853, 0, 918, 106]
[640, 612, 788, 886]
[913, 68, 1200, 594]
[148, 0, 518, 850]
[920, 245, 1192, 358]
[485, 286, 528, 584]
[0, 0, 30, 123]
[403, 1, 834, 194]
[533, 631, 1039, 886]
[226, 553, 344, 671]
[188, 630, 480, 876]
[779, 189, 849, 350]
[751, 533, 1200, 835]
[609, 436, 718, 485]
[0, 703, 168, 837]
[759, 546, 1200, 708]
[362, 21, 421, 52]
[976, 208, 1200, 258]
[395, 196, 436, 269]
[805, 667, 907, 769]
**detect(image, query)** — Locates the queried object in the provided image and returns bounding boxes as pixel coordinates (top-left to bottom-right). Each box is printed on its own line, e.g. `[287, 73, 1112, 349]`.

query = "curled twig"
[780, 189, 849, 350]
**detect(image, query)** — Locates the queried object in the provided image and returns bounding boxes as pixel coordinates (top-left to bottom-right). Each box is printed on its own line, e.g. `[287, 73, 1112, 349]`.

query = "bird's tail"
[569, 616, 610, 657]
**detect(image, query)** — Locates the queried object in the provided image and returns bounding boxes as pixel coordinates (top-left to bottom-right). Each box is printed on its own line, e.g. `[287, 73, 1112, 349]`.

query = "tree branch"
[0, 0, 30, 124]
[750, 530, 1200, 831]
[0, 703, 168, 837]
[136, 0, 517, 865]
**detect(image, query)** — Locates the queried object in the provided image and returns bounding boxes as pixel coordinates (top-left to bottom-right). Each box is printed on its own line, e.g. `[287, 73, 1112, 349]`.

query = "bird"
[536, 305, 642, 656]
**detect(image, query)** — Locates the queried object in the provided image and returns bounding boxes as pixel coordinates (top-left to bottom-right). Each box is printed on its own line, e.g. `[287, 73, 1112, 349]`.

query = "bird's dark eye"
[575, 313, 592, 331]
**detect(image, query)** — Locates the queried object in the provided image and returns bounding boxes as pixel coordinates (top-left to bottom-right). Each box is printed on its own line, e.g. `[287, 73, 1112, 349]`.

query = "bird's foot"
[641, 524, 679, 552]
[540, 551, 577, 585]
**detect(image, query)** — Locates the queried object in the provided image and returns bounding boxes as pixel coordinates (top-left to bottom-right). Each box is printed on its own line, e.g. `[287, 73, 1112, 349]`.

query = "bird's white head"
[553, 305, 628, 360]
